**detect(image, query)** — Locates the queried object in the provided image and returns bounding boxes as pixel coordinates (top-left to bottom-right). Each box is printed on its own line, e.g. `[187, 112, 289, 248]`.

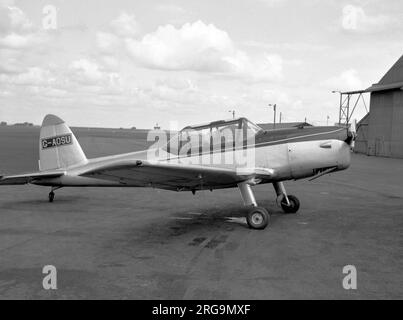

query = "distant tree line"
[0, 121, 35, 127]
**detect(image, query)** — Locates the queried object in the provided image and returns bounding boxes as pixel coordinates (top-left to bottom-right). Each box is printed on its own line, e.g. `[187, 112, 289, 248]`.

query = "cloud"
[0, 67, 50, 85]
[0, 4, 41, 39]
[125, 21, 233, 71]
[7, 6, 32, 31]
[221, 51, 284, 82]
[242, 40, 330, 53]
[0, 2, 49, 64]
[0, 2, 52, 83]
[0, 58, 123, 100]
[0, 32, 27, 47]
[341, 4, 392, 33]
[95, 13, 139, 71]
[0, 31, 47, 49]
[70, 59, 105, 83]
[145, 80, 199, 105]
[0, 4, 31, 35]
[95, 16, 284, 82]
[156, 4, 187, 15]
[124, 20, 283, 81]
[258, 0, 287, 7]
[110, 12, 139, 37]
[96, 31, 121, 53]
[323, 69, 363, 91]
[0, 49, 22, 73]
[68, 58, 123, 92]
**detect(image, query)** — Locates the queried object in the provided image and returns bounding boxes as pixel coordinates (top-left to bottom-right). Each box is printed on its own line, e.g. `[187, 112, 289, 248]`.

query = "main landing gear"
[273, 182, 300, 214]
[49, 191, 55, 203]
[238, 181, 300, 230]
[238, 181, 270, 230]
[48, 187, 61, 203]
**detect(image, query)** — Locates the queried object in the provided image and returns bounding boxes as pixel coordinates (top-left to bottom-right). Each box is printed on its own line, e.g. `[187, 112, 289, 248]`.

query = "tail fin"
[39, 114, 87, 171]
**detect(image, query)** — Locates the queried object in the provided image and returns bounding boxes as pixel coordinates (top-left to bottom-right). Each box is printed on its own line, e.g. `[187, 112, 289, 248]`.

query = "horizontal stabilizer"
[0, 171, 65, 185]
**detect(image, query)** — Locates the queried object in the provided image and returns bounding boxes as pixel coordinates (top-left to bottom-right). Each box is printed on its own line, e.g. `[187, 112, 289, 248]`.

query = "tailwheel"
[246, 207, 270, 230]
[48, 191, 55, 203]
[281, 195, 300, 214]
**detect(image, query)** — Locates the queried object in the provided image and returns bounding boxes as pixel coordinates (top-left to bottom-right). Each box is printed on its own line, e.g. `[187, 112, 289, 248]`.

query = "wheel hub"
[282, 200, 294, 208]
[251, 213, 263, 225]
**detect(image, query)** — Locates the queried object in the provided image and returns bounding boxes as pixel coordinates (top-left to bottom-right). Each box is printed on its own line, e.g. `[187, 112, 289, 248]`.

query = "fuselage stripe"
[163, 128, 346, 162]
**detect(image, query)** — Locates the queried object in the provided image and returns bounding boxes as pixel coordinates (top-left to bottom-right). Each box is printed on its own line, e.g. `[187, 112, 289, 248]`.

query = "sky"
[0, 0, 402, 128]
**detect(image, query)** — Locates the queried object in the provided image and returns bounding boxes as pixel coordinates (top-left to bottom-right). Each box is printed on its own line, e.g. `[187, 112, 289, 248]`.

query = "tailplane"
[39, 114, 87, 171]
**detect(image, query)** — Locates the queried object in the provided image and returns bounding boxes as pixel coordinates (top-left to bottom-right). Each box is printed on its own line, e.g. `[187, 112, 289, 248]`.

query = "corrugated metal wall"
[366, 90, 403, 158]
[355, 114, 369, 154]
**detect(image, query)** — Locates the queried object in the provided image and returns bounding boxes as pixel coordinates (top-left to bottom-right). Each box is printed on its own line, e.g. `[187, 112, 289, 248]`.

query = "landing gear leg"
[238, 181, 270, 230]
[273, 182, 300, 214]
[48, 187, 61, 203]
[48, 192, 55, 203]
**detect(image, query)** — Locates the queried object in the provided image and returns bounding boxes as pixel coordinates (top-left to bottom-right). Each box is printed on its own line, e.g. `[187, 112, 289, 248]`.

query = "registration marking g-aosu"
[41, 134, 73, 149]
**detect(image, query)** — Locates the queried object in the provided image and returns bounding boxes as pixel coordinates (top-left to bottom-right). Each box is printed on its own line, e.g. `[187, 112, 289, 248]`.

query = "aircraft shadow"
[114, 201, 284, 248]
[0, 196, 86, 209]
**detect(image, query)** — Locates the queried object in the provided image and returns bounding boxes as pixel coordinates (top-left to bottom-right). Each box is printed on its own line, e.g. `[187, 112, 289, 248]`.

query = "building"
[355, 54, 403, 158]
[355, 113, 369, 154]
[258, 122, 312, 131]
[13, 122, 34, 127]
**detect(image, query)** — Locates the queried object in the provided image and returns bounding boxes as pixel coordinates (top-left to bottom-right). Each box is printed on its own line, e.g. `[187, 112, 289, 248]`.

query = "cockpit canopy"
[165, 118, 263, 156]
[182, 118, 262, 135]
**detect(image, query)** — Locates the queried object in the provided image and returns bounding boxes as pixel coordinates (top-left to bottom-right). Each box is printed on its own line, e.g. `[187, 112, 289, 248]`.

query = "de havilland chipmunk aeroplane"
[0, 115, 355, 230]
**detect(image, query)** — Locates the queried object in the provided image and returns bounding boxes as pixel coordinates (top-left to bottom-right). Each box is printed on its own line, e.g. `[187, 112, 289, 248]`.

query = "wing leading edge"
[80, 160, 275, 191]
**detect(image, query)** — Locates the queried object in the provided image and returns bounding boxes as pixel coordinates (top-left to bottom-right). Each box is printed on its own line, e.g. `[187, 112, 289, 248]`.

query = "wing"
[80, 160, 274, 191]
[0, 171, 65, 185]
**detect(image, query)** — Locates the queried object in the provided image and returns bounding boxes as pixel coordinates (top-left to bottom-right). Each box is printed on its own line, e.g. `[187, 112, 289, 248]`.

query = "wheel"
[281, 195, 300, 214]
[48, 192, 55, 203]
[246, 207, 270, 230]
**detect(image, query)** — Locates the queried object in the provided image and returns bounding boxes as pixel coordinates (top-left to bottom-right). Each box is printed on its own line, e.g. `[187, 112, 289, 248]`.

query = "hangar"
[258, 122, 312, 131]
[341, 54, 403, 158]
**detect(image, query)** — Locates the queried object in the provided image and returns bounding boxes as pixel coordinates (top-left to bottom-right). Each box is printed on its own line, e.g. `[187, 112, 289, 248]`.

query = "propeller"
[347, 119, 357, 150]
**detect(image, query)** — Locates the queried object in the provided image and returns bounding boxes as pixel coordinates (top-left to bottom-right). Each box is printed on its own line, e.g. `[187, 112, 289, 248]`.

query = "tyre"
[246, 207, 270, 230]
[281, 195, 300, 214]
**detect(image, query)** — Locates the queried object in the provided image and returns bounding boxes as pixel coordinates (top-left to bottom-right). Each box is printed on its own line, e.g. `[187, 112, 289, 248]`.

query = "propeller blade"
[348, 119, 357, 150]
[350, 119, 357, 135]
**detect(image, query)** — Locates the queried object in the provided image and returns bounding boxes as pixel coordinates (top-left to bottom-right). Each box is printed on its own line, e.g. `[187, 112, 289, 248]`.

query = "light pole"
[327, 115, 330, 126]
[228, 110, 235, 119]
[268, 104, 277, 129]
[332, 90, 342, 125]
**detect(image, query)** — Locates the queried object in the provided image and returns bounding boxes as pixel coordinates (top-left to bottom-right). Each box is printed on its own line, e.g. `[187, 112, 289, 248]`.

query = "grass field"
[0, 126, 153, 174]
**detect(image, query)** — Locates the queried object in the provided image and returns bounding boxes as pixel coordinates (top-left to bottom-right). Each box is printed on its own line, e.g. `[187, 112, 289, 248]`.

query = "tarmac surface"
[0, 127, 403, 299]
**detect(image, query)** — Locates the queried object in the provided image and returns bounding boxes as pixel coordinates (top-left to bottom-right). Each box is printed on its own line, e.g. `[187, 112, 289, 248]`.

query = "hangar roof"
[342, 54, 403, 95]
[378, 54, 403, 85]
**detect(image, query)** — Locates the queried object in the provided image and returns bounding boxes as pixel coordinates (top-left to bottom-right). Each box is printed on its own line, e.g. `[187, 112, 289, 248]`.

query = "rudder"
[39, 114, 87, 171]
